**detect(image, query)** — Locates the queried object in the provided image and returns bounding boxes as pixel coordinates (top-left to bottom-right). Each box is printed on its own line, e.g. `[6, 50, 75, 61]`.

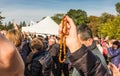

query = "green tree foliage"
[115, 2, 120, 14]
[0, 12, 5, 25]
[51, 14, 64, 24]
[4, 23, 7, 30]
[88, 16, 99, 36]
[19, 21, 23, 28]
[22, 21, 27, 27]
[67, 9, 88, 25]
[0, 12, 5, 30]
[112, 15, 120, 39]
[99, 12, 114, 23]
[19, 21, 27, 27]
[6, 21, 14, 30]
[42, 16, 46, 20]
[0, 25, 5, 30]
[98, 15, 120, 39]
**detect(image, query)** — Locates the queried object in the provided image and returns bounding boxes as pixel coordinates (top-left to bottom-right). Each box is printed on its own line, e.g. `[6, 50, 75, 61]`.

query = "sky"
[0, 0, 120, 24]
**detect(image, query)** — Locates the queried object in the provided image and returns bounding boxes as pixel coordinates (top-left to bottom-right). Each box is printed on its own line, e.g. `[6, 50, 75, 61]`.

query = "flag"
[30, 20, 36, 26]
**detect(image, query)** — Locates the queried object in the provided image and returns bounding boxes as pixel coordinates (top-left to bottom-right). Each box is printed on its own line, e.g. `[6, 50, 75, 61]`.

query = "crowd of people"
[0, 16, 120, 76]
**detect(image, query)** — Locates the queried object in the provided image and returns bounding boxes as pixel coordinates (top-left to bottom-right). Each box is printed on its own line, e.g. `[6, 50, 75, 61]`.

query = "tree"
[51, 14, 64, 24]
[99, 12, 114, 23]
[0, 12, 5, 30]
[22, 21, 27, 27]
[0, 12, 5, 25]
[67, 9, 88, 25]
[4, 23, 7, 30]
[87, 16, 99, 36]
[19, 21, 23, 28]
[0, 25, 5, 30]
[98, 15, 120, 39]
[6, 21, 14, 30]
[115, 2, 120, 14]
[112, 15, 120, 39]
[98, 12, 115, 38]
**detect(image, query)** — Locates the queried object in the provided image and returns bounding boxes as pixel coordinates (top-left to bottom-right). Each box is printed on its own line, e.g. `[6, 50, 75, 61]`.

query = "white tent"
[22, 16, 59, 35]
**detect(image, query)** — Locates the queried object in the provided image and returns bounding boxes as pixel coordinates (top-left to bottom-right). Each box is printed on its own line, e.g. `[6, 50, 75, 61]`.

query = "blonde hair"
[5, 29, 22, 47]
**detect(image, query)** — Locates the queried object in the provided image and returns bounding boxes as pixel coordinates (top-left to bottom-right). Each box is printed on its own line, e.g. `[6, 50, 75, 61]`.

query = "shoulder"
[38, 51, 53, 66]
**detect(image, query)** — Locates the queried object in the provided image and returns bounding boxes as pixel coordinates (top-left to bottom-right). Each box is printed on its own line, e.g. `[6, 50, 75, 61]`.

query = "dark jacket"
[48, 44, 60, 63]
[17, 41, 31, 63]
[69, 45, 111, 76]
[88, 41, 107, 67]
[72, 41, 108, 76]
[25, 50, 53, 76]
[48, 43, 62, 76]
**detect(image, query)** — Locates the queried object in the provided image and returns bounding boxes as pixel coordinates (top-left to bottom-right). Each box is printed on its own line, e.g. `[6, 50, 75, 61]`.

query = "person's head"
[48, 38, 56, 46]
[30, 38, 44, 53]
[112, 40, 120, 50]
[5, 29, 22, 47]
[37, 37, 48, 49]
[50, 35, 54, 39]
[77, 24, 93, 47]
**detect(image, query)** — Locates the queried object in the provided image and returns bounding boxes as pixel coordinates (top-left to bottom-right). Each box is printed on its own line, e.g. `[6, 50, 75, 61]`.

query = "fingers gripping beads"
[59, 16, 67, 63]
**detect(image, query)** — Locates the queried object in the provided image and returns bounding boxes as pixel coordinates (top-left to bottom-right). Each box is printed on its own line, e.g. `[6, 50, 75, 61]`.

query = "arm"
[69, 45, 110, 76]
[108, 47, 120, 58]
[0, 33, 24, 76]
[59, 16, 111, 76]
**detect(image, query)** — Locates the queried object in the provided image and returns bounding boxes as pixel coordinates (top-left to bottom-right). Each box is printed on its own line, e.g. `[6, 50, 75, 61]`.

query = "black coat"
[25, 50, 53, 76]
[18, 41, 31, 63]
[69, 45, 111, 76]
[48, 44, 60, 63]
[72, 41, 109, 76]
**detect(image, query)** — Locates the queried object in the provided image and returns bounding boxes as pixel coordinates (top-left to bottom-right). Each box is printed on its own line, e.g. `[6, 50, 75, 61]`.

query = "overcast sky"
[0, 0, 119, 24]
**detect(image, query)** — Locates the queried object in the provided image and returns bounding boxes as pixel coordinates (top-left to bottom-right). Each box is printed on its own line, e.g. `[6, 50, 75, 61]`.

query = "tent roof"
[22, 16, 59, 35]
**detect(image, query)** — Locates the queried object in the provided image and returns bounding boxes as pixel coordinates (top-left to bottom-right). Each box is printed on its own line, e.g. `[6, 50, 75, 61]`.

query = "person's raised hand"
[59, 16, 81, 53]
[108, 63, 120, 76]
